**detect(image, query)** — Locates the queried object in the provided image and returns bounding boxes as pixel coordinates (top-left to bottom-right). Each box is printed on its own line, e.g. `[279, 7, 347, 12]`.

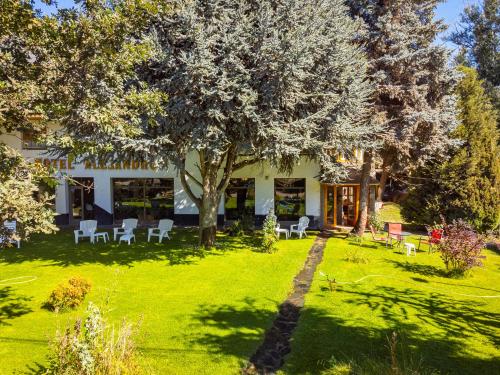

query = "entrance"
[70, 178, 95, 224]
[323, 185, 359, 228]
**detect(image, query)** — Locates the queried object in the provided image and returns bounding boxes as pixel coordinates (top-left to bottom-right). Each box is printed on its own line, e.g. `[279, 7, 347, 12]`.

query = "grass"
[0, 229, 315, 374]
[282, 235, 500, 375]
[378, 202, 406, 224]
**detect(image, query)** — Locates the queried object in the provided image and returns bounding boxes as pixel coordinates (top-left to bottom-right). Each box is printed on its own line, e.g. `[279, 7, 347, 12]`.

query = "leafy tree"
[0, 0, 58, 244]
[0, 144, 57, 246]
[347, 0, 458, 235]
[48, 0, 376, 247]
[402, 66, 500, 231]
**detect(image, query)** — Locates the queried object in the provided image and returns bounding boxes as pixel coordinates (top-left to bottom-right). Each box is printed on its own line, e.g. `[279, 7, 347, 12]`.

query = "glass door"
[70, 186, 84, 221]
[70, 178, 95, 224]
[338, 186, 357, 226]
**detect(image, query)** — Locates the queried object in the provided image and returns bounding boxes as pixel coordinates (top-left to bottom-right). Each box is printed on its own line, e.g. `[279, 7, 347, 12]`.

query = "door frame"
[322, 184, 360, 228]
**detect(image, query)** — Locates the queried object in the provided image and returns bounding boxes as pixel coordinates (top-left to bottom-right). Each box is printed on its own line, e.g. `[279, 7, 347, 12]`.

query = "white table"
[119, 233, 135, 245]
[93, 232, 109, 243]
[276, 228, 289, 239]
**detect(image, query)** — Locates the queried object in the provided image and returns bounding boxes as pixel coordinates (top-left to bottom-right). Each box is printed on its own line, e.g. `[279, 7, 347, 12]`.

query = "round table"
[389, 231, 412, 247]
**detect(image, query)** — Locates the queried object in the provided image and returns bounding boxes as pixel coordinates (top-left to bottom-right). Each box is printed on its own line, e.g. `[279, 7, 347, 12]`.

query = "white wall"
[1, 132, 322, 220]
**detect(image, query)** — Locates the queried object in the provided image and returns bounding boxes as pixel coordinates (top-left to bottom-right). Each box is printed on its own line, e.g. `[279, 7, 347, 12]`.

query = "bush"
[368, 212, 384, 232]
[45, 302, 142, 375]
[227, 213, 255, 237]
[261, 210, 278, 253]
[438, 219, 486, 276]
[46, 277, 92, 312]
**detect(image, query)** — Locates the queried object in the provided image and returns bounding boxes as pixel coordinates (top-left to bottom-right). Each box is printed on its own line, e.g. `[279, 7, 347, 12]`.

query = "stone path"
[243, 232, 330, 374]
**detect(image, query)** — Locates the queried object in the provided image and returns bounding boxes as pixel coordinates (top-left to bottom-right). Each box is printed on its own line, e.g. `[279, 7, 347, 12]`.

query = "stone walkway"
[243, 232, 330, 374]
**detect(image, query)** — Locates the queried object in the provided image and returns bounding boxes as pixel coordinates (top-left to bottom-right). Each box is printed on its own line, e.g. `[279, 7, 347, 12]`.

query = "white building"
[1, 130, 378, 228]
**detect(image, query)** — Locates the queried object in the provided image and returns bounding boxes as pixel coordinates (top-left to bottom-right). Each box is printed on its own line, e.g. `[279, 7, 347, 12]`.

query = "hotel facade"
[1, 130, 379, 229]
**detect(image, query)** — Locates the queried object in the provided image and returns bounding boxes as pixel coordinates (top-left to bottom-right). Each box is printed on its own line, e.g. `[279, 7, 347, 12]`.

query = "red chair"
[418, 228, 443, 253]
[387, 222, 402, 247]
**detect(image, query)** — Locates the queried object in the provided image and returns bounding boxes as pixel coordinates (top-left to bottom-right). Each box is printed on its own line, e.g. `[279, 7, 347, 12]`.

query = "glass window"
[274, 178, 306, 220]
[22, 131, 46, 150]
[225, 178, 255, 220]
[113, 178, 174, 222]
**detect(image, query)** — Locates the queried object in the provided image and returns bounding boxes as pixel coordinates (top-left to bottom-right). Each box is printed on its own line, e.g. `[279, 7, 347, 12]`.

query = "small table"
[276, 228, 289, 240]
[93, 232, 109, 243]
[389, 231, 412, 247]
[119, 233, 135, 245]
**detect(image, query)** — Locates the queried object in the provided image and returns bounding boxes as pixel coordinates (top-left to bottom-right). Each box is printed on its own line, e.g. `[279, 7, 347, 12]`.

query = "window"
[224, 178, 255, 220]
[113, 178, 174, 222]
[22, 131, 46, 150]
[274, 178, 306, 220]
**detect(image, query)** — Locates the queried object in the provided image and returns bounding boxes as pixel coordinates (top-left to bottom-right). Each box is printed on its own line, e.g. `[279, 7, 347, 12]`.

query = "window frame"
[21, 130, 47, 150]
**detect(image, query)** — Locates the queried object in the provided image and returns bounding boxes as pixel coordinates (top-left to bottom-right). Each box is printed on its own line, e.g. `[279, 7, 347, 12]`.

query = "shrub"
[45, 302, 142, 375]
[261, 209, 278, 253]
[227, 213, 255, 237]
[344, 249, 369, 264]
[438, 219, 486, 276]
[46, 277, 92, 312]
[368, 212, 384, 232]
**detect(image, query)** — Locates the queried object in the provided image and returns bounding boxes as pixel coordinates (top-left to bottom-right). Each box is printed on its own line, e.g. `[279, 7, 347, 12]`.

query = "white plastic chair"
[74, 220, 97, 244]
[148, 219, 173, 243]
[113, 218, 138, 241]
[290, 216, 310, 239]
[2, 221, 21, 248]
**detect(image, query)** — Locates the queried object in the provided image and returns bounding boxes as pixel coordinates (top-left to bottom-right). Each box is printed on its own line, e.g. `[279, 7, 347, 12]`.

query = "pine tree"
[347, 0, 458, 234]
[402, 66, 500, 231]
[47, 0, 376, 247]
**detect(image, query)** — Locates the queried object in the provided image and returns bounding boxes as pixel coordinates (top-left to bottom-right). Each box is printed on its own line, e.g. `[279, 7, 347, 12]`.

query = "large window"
[274, 178, 306, 220]
[224, 178, 255, 220]
[113, 178, 174, 222]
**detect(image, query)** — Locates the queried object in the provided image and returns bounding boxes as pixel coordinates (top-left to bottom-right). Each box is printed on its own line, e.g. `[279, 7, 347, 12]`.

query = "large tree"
[48, 0, 375, 247]
[449, 0, 499, 89]
[0, 0, 58, 244]
[347, 0, 458, 234]
[402, 66, 500, 232]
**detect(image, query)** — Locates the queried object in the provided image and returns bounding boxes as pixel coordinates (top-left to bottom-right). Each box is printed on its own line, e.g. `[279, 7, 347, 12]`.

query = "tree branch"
[179, 159, 202, 208]
[184, 169, 202, 188]
[233, 157, 260, 171]
[217, 145, 238, 192]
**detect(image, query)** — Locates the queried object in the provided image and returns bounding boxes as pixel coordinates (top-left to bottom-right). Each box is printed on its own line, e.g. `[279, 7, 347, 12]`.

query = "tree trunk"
[377, 159, 390, 202]
[353, 150, 373, 236]
[199, 193, 219, 248]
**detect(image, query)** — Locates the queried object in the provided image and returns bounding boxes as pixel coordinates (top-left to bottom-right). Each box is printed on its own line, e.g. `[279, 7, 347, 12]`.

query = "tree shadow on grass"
[0, 287, 33, 326]
[284, 286, 500, 375]
[387, 259, 448, 277]
[183, 297, 276, 363]
[179, 288, 499, 374]
[0, 229, 251, 267]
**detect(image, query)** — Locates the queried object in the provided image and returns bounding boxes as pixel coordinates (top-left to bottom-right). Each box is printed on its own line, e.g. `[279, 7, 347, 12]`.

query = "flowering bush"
[45, 302, 142, 374]
[46, 277, 92, 312]
[438, 220, 486, 276]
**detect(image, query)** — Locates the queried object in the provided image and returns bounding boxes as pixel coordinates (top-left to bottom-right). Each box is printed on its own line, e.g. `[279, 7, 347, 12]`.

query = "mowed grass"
[378, 202, 406, 224]
[0, 229, 315, 374]
[283, 235, 500, 374]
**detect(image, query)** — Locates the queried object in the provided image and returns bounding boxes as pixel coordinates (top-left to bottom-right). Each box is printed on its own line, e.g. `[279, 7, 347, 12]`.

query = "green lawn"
[282, 235, 500, 374]
[378, 202, 406, 224]
[0, 229, 315, 374]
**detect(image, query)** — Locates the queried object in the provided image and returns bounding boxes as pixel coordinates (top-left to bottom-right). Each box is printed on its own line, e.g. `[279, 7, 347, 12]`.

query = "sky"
[35, 0, 482, 51]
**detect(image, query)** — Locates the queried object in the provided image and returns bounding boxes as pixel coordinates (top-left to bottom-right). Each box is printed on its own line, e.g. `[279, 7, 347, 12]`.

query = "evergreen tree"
[347, 0, 458, 234]
[48, 0, 376, 247]
[402, 66, 500, 231]
[449, 0, 500, 121]
[449, 0, 500, 88]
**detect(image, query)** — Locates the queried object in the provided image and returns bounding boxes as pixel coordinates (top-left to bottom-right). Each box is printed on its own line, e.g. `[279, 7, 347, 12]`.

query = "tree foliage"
[46, 0, 376, 247]
[0, 0, 57, 245]
[449, 0, 500, 88]
[0, 144, 57, 246]
[347, 0, 458, 189]
[402, 66, 500, 231]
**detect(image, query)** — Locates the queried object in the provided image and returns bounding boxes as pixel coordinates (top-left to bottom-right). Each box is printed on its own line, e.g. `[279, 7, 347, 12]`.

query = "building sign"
[34, 157, 151, 170]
